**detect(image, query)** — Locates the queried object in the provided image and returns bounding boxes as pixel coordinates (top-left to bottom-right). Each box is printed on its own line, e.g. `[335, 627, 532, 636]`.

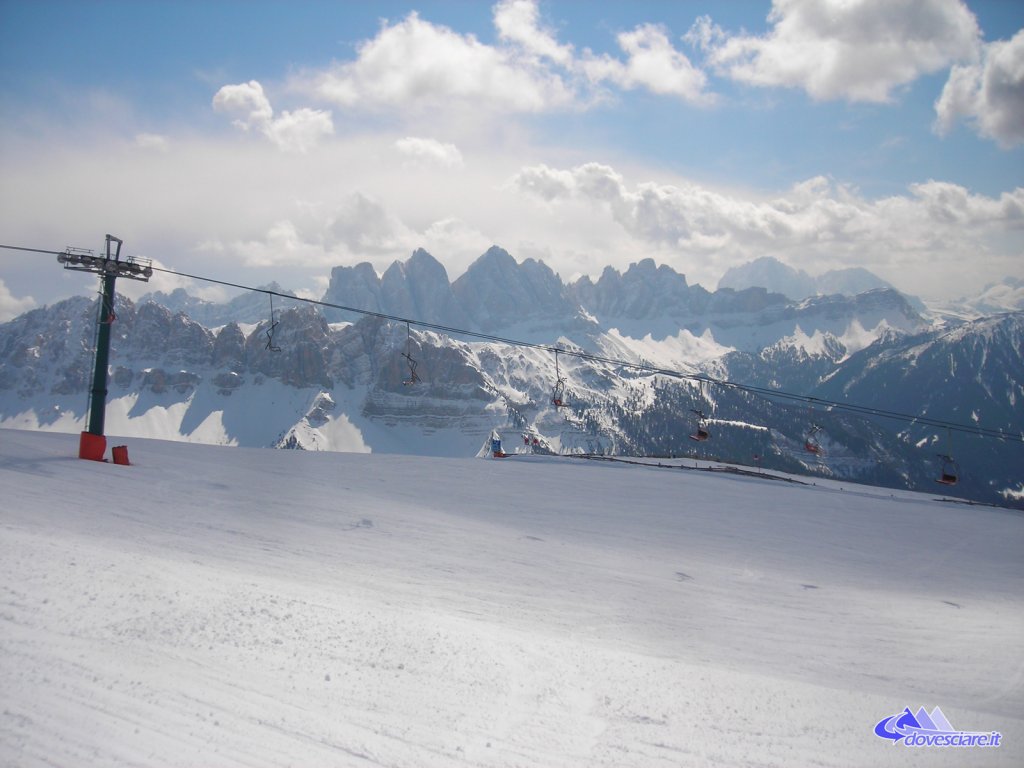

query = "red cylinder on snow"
[78, 431, 107, 461]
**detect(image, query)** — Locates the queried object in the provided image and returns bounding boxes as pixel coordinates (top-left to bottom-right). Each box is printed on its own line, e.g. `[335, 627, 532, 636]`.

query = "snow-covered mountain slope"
[719, 312, 1024, 506]
[0, 294, 1019, 506]
[2, 429, 1022, 768]
[3, 247, 1020, 506]
[0, 299, 506, 457]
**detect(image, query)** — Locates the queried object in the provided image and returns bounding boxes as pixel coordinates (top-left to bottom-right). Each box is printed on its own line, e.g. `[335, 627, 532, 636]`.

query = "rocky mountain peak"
[451, 246, 575, 332]
[571, 259, 693, 320]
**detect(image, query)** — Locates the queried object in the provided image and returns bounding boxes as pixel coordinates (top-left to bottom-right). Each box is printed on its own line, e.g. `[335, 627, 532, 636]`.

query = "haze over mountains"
[1, 246, 1021, 508]
[719, 255, 1024, 319]
[718, 256, 897, 301]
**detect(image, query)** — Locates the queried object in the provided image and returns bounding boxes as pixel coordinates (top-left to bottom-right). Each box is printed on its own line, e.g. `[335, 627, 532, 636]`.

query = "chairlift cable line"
[0, 245, 68, 256]
[2, 242, 1021, 444]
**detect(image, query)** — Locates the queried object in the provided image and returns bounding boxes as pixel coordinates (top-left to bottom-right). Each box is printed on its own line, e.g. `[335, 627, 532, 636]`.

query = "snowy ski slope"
[1, 429, 1021, 767]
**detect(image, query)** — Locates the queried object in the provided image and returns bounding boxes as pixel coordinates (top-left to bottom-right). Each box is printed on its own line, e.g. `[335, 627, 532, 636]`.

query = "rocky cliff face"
[452, 246, 576, 331]
[570, 259, 697, 320]
[323, 248, 469, 328]
[321, 248, 926, 351]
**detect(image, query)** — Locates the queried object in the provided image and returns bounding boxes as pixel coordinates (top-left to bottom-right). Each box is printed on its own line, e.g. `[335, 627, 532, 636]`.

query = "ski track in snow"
[1, 429, 1022, 767]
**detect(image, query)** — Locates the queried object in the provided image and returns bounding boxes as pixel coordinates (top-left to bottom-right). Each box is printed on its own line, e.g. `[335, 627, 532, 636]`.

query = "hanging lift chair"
[552, 349, 568, 407]
[689, 409, 710, 441]
[401, 323, 420, 386]
[804, 424, 823, 455]
[936, 454, 959, 486]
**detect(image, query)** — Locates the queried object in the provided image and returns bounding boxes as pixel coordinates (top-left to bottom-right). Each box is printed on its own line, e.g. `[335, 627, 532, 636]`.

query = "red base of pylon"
[78, 431, 107, 461]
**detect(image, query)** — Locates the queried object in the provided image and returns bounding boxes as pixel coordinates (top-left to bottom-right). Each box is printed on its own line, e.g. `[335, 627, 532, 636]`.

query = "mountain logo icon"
[874, 706, 1002, 748]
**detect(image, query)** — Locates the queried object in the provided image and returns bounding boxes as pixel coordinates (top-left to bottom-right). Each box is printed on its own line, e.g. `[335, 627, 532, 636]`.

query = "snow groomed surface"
[1, 429, 1021, 767]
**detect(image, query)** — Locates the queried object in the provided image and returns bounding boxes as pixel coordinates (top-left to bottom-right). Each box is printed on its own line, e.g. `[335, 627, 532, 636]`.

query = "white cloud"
[263, 108, 335, 154]
[420, 217, 492, 274]
[583, 24, 712, 104]
[301, 1, 713, 114]
[509, 161, 1024, 296]
[494, 0, 573, 66]
[324, 193, 418, 256]
[0, 279, 35, 321]
[684, 15, 727, 54]
[701, 0, 980, 103]
[934, 29, 1024, 148]
[505, 163, 576, 201]
[200, 219, 337, 270]
[198, 192, 421, 270]
[907, 180, 1024, 225]
[213, 80, 333, 153]
[212, 80, 273, 130]
[309, 11, 575, 113]
[395, 137, 464, 168]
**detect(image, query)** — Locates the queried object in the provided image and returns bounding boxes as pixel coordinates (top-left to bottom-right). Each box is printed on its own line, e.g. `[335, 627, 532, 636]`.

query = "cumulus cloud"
[395, 137, 464, 168]
[262, 108, 335, 153]
[212, 80, 333, 152]
[0, 279, 35, 322]
[582, 24, 712, 103]
[509, 161, 1024, 288]
[506, 163, 576, 201]
[212, 81, 273, 130]
[513, 162, 783, 248]
[302, 0, 713, 113]
[309, 11, 575, 113]
[494, 0, 573, 66]
[934, 29, 1024, 148]
[697, 0, 980, 103]
[907, 180, 1024, 225]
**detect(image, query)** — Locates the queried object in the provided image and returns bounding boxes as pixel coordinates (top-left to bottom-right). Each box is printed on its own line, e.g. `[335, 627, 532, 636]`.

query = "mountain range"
[1, 246, 1020, 508]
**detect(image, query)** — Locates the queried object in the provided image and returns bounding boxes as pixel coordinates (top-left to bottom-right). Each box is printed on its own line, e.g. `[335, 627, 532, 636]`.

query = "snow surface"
[602, 327, 732, 368]
[1, 429, 1022, 767]
[777, 320, 890, 359]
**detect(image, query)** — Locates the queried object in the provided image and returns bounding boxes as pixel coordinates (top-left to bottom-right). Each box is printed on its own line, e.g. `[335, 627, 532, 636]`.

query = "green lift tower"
[58, 235, 153, 461]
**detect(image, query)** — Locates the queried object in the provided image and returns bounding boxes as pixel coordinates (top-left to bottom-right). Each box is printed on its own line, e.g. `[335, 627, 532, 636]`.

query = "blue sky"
[1, 0, 1022, 317]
